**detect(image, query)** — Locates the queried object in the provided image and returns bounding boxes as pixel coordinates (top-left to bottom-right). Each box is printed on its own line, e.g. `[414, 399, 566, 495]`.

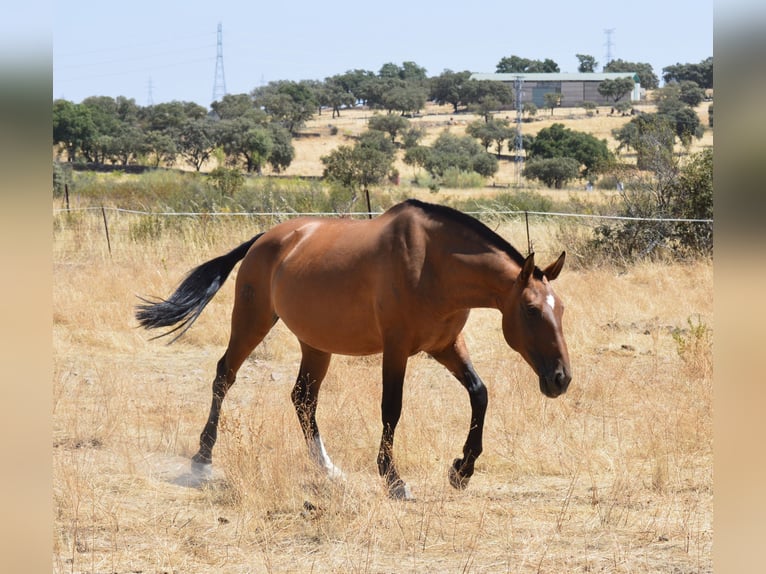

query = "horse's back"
[235, 206, 429, 355]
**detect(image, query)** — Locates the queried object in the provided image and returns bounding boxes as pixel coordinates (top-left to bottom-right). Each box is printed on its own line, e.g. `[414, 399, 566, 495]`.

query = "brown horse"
[136, 199, 571, 499]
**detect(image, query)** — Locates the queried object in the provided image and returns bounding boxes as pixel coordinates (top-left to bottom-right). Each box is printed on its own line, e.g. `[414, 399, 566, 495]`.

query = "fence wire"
[53, 205, 713, 224]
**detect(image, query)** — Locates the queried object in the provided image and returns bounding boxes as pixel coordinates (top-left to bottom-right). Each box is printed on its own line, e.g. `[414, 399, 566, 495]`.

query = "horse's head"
[501, 252, 571, 398]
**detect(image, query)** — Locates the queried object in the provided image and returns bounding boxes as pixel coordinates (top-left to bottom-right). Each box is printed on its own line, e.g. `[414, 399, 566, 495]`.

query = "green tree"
[672, 148, 713, 253]
[139, 100, 206, 167]
[143, 131, 177, 167]
[429, 70, 473, 113]
[321, 134, 395, 202]
[267, 124, 295, 173]
[657, 100, 705, 147]
[210, 93, 257, 120]
[677, 81, 706, 107]
[178, 118, 218, 171]
[604, 59, 659, 89]
[662, 57, 713, 90]
[543, 92, 562, 115]
[111, 125, 147, 166]
[252, 80, 317, 134]
[333, 69, 377, 106]
[523, 157, 580, 188]
[322, 75, 358, 118]
[368, 113, 410, 143]
[613, 112, 675, 170]
[464, 80, 514, 120]
[598, 77, 635, 103]
[381, 83, 428, 115]
[466, 118, 516, 155]
[522, 102, 538, 120]
[141, 100, 206, 133]
[654, 85, 705, 146]
[496, 55, 560, 73]
[80, 96, 125, 163]
[527, 123, 613, 177]
[53, 99, 95, 162]
[576, 54, 598, 73]
[218, 117, 275, 174]
[422, 132, 498, 178]
[379, 61, 428, 82]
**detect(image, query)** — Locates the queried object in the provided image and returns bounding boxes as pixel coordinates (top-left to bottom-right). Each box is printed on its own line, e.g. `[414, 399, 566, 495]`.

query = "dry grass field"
[53, 208, 712, 573]
[53, 98, 713, 572]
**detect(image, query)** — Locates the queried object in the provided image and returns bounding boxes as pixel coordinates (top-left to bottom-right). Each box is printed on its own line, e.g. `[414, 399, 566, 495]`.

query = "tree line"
[53, 55, 712, 177]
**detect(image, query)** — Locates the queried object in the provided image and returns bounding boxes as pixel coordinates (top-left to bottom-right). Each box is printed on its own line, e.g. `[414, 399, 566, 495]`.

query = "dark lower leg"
[377, 353, 410, 498]
[193, 355, 234, 464]
[450, 374, 487, 488]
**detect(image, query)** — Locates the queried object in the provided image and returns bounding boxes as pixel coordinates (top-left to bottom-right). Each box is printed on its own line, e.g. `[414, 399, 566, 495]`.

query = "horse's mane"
[402, 198, 544, 279]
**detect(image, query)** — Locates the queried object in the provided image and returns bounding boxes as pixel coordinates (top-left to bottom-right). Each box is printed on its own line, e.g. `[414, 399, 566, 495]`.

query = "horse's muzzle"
[539, 365, 571, 398]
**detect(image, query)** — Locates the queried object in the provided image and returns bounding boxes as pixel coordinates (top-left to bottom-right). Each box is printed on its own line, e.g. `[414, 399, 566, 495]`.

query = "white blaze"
[546, 294, 555, 311]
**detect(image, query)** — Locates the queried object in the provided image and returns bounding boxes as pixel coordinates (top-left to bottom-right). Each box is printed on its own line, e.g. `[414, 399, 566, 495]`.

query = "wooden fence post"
[101, 206, 112, 256]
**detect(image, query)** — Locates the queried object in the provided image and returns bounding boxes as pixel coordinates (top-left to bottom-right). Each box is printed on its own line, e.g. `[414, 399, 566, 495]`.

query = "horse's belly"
[277, 305, 384, 356]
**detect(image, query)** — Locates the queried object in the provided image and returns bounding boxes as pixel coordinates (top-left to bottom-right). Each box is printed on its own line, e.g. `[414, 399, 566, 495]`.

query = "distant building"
[469, 72, 642, 108]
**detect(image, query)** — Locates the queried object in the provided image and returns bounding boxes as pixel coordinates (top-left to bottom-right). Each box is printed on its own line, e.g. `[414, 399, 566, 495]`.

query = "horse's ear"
[519, 252, 536, 284]
[543, 251, 566, 281]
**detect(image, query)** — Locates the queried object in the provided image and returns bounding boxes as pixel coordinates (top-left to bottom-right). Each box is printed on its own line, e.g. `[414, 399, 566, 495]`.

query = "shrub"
[523, 157, 580, 189]
[208, 167, 245, 196]
[440, 167, 485, 189]
[587, 149, 713, 262]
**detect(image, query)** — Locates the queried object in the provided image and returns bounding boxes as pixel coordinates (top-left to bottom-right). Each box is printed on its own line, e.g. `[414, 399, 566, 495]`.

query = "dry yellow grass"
[53, 210, 712, 573]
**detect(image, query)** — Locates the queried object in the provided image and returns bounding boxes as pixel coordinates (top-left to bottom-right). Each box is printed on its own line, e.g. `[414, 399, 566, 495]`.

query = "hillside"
[279, 98, 713, 194]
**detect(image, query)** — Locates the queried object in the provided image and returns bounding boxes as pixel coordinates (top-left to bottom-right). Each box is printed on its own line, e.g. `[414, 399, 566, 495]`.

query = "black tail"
[135, 233, 264, 343]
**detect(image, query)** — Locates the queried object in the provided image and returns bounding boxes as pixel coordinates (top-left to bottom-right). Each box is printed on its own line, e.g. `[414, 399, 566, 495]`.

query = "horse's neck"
[438, 246, 518, 311]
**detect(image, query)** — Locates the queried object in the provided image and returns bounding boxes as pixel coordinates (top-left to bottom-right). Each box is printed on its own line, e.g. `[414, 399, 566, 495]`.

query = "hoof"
[388, 480, 415, 501]
[448, 459, 471, 490]
[192, 451, 212, 465]
[326, 466, 346, 482]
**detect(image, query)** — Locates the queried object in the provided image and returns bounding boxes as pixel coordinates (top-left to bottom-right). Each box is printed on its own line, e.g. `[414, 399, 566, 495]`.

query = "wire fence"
[52, 205, 713, 224]
[52, 205, 713, 262]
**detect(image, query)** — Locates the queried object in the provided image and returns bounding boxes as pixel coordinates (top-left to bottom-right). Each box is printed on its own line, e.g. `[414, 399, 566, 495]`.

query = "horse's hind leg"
[291, 343, 343, 479]
[192, 284, 277, 468]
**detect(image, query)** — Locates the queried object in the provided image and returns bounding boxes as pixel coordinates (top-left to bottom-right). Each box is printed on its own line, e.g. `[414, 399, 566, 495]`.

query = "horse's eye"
[526, 305, 541, 318]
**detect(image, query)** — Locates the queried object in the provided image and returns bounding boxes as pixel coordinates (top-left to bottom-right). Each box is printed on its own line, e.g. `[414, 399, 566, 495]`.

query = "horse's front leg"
[431, 336, 488, 490]
[291, 343, 343, 480]
[377, 349, 413, 500]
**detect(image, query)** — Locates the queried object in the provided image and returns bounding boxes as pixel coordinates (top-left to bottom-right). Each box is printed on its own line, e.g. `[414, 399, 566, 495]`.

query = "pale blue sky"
[53, 0, 713, 107]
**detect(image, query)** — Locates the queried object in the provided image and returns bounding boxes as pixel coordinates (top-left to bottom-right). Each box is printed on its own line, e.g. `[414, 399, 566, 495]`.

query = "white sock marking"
[310, 435, 344, 480]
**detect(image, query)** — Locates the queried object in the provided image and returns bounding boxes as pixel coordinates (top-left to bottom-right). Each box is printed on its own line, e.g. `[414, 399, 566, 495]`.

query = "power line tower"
[603, 28, 616, 69]
[147, 77, 154, 106]
[212, 22, 227, 104]
[513, 75, 525, 185]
